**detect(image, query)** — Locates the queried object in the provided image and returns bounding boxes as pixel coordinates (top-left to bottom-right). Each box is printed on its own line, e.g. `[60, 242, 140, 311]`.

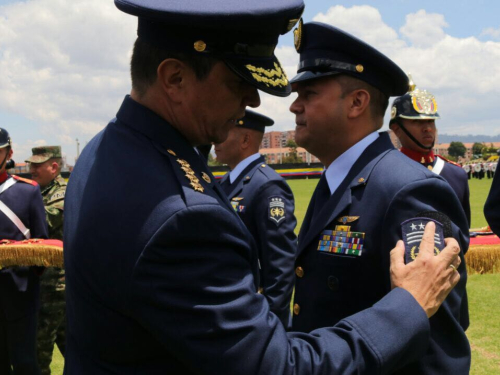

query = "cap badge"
[194, 40, 207, 52]
[245, 63, 288, 88]
[390, 106, 397, 119]
[410, 89, 438, 115]
[201, 172, 211, 184]
[176, 159, 204, 193]
[286, 18, 300, 32]
[356, 64, 364, 73]
[294, 18, 303, 52]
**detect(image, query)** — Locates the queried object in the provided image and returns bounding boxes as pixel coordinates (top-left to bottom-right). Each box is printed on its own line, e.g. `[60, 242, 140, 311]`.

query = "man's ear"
[7, 148, 13, 159]
[346, 89, 370, 119]
[51, 161, 59, 174]
[390, 121, 401, 137]
[157, 59, 189, 103]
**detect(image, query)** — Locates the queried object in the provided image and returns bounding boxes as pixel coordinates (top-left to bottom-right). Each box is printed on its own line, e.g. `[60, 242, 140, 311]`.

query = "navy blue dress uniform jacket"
[220, 156, 297, 328]
[435, 156, 471, 227]
[293, 133, 470, 375]
[0, 176, 48, 321]
[64, 96, 435, 375]
[485, 169, 500, 235]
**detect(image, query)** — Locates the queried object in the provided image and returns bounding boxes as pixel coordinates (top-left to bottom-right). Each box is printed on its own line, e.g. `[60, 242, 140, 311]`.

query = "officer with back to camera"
[63, 1, 462, 374]
[0, 128, 48, 375]
[215, 110, 297, 328]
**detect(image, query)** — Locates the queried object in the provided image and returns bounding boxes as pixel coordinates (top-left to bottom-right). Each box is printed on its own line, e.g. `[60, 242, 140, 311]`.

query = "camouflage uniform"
[26, 146, 66, 375]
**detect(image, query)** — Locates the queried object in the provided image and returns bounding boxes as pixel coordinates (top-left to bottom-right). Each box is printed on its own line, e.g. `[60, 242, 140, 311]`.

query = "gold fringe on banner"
[466, 245, 500, 275]
[0, 239, 63, 268]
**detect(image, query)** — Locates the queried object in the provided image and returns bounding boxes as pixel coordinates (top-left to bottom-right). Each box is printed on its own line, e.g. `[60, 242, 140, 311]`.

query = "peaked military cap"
[0, 128, 11, 149]
[115, 0, 305, 97]
[390, 77, 440, 121]
[25, 146, 62, 164]
[236, 110, 274, 133]
[290, 22, 409, 97]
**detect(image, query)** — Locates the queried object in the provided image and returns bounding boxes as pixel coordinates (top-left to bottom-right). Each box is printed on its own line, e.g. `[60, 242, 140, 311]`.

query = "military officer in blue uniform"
[289, 22, 470, 374]
[63, 2, 463, 374]
[389, 80, 471, 226]
[484, 169, 500, 235]
[0, 128, 48, 374]
[215, 110, 297, 327]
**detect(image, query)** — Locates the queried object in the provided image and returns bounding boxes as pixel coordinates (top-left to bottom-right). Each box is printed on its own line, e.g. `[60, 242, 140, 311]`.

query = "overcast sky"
[1, 0, 500, 164]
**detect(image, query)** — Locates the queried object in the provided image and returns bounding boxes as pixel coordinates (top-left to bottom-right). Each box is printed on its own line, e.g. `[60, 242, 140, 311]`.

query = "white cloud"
[2, 1, 500, 164]
[313, 5, 406, 54]
[400, 10, 448, 48]
[0, 0, 136, 162]
[278, 6, 500, 138]
[11, 138, 47, 163]
[481, 27, 500, 40]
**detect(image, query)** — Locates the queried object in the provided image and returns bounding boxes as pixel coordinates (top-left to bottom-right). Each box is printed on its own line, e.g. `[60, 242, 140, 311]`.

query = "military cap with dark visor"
[115, 0, 305, 97]
[290, 22, 409, 97]
[236, 110, 274, 133]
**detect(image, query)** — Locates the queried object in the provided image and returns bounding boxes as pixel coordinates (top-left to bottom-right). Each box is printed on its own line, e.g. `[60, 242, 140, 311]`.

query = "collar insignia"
[201, 172, 211, 184]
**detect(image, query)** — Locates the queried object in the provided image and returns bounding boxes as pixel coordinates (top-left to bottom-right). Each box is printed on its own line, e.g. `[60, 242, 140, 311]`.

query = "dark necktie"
[312, 174, 331, 217]
[220, 175, 232, 196]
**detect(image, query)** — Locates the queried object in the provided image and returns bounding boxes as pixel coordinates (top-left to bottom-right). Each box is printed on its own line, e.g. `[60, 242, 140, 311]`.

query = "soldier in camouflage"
[26, 146, 66, 375]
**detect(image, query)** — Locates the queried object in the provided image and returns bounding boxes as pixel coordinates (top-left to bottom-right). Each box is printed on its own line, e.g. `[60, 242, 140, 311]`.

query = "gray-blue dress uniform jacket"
[64, 96, 433, 375]
[221, 156, 297, 328]
[293, 133, 470, 375]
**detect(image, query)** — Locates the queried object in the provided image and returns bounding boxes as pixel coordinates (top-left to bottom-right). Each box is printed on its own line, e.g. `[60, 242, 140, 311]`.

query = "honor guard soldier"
[215, 110, 297, 328]
[63, 1, 463, 373]
[26, 146, 66, 375]
[389, 80, 471, 226]
[289, 22, 470, 374]
[0, 128, 48, 374]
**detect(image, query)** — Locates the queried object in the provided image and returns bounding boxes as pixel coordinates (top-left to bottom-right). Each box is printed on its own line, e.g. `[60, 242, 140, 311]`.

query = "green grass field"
[50, 177, 500, 374]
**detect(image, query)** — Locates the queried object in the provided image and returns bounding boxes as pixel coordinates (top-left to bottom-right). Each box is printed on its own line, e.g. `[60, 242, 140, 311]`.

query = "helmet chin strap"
[0, 147, 10, 170]
[396, 120, 434, 151]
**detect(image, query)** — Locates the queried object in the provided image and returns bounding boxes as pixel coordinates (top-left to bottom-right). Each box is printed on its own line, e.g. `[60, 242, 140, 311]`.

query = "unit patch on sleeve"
[317, 216, 364, 256]
[269, 196, 286, 226]
[401, 217, 444, 263]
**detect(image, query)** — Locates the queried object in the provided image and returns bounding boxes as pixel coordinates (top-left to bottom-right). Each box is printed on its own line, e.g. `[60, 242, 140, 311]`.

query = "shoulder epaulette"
[12, 175, 38, 186]
[436, 154, 461, 167]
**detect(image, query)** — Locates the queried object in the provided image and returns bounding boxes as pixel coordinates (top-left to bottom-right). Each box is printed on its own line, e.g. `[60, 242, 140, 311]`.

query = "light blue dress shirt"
[324, 132, 379, 196]
[228, 153, 261, 184]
